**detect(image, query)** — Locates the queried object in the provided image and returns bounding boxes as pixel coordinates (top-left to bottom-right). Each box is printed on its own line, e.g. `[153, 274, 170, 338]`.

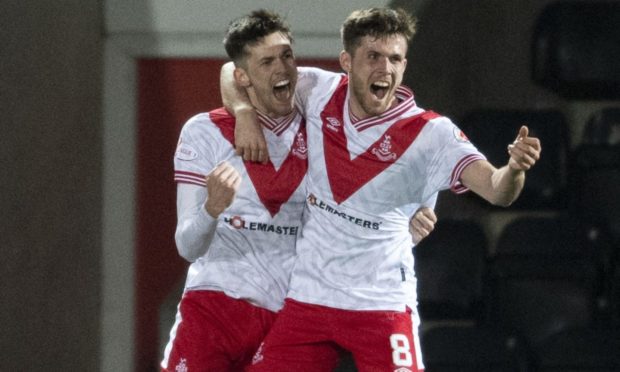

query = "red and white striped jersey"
[288, 67, 485, 311]
[173, 108, 308, 311]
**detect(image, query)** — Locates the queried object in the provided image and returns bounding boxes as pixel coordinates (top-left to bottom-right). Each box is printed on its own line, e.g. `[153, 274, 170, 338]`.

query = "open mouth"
[370, 81, 390, 99]
[273, 79, 291, 100]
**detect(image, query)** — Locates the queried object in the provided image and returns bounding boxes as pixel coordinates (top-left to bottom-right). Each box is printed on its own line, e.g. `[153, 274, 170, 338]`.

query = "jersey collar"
[349, 85, 416, 132]
[257, 108, 299, 136]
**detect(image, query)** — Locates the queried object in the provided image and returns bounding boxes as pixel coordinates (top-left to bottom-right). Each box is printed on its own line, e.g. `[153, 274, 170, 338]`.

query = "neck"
[348, 96, 398, 120]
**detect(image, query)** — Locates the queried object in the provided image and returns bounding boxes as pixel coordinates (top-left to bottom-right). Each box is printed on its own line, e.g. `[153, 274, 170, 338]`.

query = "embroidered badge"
[175, 358, 188, 372]
[175, 140, 198, 161]
[371, 134, 397, 161]
[394, 368, 412, 372]
[292, 132, 308, 159]
[453, 127, 470, 143]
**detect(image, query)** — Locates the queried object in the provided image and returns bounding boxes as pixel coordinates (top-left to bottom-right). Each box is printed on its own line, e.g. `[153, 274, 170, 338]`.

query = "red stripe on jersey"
[321, 77, 440, 204]
[450, 153, 486, 194]
[175, 170, 206, 186]
[209, 108, 308, 216]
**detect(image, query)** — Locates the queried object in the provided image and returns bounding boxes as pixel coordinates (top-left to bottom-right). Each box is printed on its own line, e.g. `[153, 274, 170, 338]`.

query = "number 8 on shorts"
[390, 333, 413, 367]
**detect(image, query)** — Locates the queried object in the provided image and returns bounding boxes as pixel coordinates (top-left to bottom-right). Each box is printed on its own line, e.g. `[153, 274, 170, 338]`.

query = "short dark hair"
[341, 7, 417, 54]
[223, 9, 293, 65]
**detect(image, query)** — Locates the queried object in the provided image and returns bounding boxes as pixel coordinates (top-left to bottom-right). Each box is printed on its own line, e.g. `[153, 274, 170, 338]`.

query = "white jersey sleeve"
[419, 116, 486, 201]
[174, 113, 234, 185]
[174, 183, 217, 262]
[173, 113, 233, 261]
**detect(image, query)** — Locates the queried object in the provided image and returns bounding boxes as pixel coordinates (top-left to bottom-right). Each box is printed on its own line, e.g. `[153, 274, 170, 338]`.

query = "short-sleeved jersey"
[289, 67, 485, 311]
[174, 108, 308, 311]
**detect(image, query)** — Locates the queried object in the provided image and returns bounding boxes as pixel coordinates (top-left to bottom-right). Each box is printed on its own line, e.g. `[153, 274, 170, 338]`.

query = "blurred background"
[1, 0, 619, 371]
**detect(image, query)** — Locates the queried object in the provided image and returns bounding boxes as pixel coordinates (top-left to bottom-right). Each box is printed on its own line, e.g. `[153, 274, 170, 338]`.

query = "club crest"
[292, 132, 308, 159]
[371, 134, 397, 161]
[453, 126, 470, 143]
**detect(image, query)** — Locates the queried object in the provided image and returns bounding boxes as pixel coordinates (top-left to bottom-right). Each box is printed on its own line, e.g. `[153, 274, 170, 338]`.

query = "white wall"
[105, 0, 392, 57]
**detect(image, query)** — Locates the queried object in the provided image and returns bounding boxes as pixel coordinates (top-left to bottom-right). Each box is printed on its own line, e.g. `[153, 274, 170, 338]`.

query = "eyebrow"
[259, 56, 275, 63]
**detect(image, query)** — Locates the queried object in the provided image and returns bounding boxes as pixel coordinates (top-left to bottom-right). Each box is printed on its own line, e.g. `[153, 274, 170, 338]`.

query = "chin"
[365, 102, 388, 116]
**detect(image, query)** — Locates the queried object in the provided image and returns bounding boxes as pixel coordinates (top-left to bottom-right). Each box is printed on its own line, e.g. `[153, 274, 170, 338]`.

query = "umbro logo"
[326, 117, 341, 132]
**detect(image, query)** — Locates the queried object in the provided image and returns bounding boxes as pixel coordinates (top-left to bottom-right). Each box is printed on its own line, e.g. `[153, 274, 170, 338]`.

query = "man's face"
[340, 34, 408, 118]
[239, 32, 297, 118]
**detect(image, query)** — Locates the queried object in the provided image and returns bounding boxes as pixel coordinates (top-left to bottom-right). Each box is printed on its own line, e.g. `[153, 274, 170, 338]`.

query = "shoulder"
[420, 114, 479, 151]
[181, 108, 234, 137]
[297, 66, 343, 79]
[296, 67, 345, 94]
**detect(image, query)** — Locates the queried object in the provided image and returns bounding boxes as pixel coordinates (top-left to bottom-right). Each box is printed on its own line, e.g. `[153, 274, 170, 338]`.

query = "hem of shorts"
[185, 286, 281, 312]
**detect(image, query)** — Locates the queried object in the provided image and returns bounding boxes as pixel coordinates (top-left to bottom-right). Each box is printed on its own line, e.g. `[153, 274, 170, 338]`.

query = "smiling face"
[340, 34, 408, 119]
[235, 32, 297, 119]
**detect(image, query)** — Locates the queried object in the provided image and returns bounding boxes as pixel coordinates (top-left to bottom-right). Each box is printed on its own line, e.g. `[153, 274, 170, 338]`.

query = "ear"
[234, 67, 251, 87]
[339, 50, 351, 73]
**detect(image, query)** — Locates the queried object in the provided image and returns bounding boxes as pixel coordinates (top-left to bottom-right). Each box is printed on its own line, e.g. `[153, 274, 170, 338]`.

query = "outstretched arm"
[461, 126, 541, 207]
[220, 62, 268, 163]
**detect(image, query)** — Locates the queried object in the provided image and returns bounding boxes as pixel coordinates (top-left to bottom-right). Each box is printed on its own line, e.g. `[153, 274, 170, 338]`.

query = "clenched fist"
[204, 162, 242, 218]
[409, 207, 437, 244]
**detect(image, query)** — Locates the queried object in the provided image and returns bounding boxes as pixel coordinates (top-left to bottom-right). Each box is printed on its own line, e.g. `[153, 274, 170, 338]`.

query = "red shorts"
[161, 290, 277, 372]
[248, 298, 425, 372]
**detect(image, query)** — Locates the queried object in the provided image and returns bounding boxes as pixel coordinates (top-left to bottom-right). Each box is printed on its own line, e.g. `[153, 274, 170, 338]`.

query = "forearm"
[220, 61, 267, 162]
[489, 164, 525, 207]
[175, 206, 217, 262]
[461, 160, 525, 207]
[221, 61, 253, 115]
[175, 183, 218, 262]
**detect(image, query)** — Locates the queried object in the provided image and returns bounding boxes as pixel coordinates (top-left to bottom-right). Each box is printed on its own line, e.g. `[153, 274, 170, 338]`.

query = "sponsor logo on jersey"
[223, 216, 300, 236]
[371, 134, 397, 161]
[175, 140, 199, 161]
[292, 131, 308, 159]
[326, 117, 341, 132]
[453, 127, 470, 143]
[307, 193, 381, 230]
[394, 368, 412, 372]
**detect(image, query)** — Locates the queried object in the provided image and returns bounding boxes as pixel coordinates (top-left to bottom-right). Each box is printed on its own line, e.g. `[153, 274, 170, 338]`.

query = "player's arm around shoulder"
[220, 61, 267, 163]
[295, 66, 344, 108]
[461, 126, 541, 207]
